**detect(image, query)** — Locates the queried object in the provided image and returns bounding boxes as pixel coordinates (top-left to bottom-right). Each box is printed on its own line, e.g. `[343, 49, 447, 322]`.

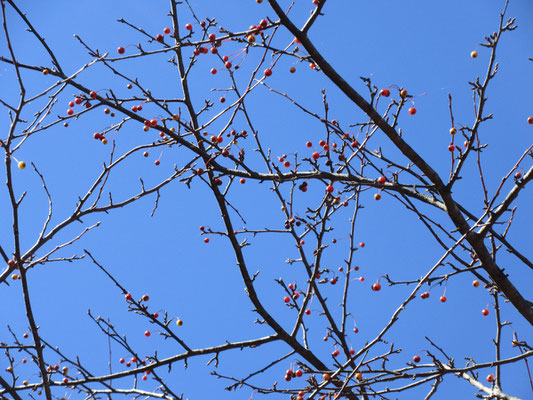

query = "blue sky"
[1, 0, 532, 399]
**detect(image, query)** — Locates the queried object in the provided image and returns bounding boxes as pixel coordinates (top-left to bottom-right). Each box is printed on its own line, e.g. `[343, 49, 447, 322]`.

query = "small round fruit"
[264, 68, 272, 77]
[448, 144, 455, 152]
[144, 331, 151, 337]
[326, 185, 334, 193]
[89, 91, 97, 99]
[440, 296, 447, 303]
[471, 50, 478, 58]
[449, 127, 457, 135]
[377, 176, 386, 185]
[322, 373, 331, 381]
[482, 308, 489, 316]
[515, 171, 522, 179]
[399, 89, 408, 98]
[176, 319, 183, 326]
[359, 242, 365, 248]
[211, 68, 217, 74]
[204, 238, 209, 243]
[528, 116, 533, 124]
[284, 296, 290, 303]
[312, 152, 320, 160]
[164, 27, 171, 34]
[42, 69, 50, 75]
[355, 372, 363, 381]
[67, 109, 74, 115]
[486, 374, 495, 383]
[380, 88, 390, 97]
[413, 355, 420, 363]
[18, 161, 26, 169]
[125, 293, 132, 301]
[143, 151, 149, 157]
[118, 47, 125, 54]
[289, 66, 296, 73]
[472, 280, 480, 288]
[372, 283, 381, 291]
[7, 260, 15, 267]
[374, 193, 381, 201]
[185, 23, 193, 31]
[408, 107, 416, 115]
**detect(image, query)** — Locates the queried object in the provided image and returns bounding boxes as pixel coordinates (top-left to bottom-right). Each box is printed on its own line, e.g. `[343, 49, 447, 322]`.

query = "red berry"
[359, 242, 365, 248]
[63, 378, 68, 384]
[350, 349, 355, 355]
[326, 185, 334, 193]
[142, 375, 147, 381]
[413, 355, 420, 363]
[239, 178, 245, 184]
[486, 373, 495, 383]
[305, 309, 311, 315]
[372, 283, 381, 291]
[482, 308, 489, 316]
[144, 331, 151, 337]
[142, 294, 149, 302]
[295, 369, 303, 377]
[117, 47, 125, 54]
[283, 161, 290, 168]
[67, 109, 74, 115]
[409, 107, 417, 115]
[527, 116, 533, 124]
[353, 327, 359, 333]
[211, 68, 217, 74]
[89, 91, 97, 99]
[185, 23, 193, 31]
[332, 349, 340, 357]
[125, 293, 132, 301]
[156, 34, 164, 43]
[163, 27, 171, 34]
[448, 144, 456, 152]
[23, 332, 29, 338]
[377, 176, 386, 185]
[440, 296, 447, 303]
[283, 296, 290, 303]
[68, 101, 74, 107]
[515, 171, 522, 179]
[380, 88, 390, 97]
[154, 160, 160, 166]
[74, 97, 83, 105]
[312, 152, 320, 160]
[208, 33, 216, 41]
[119, 358, 125, 364]
[204, 238, 210, 243]
[421, 292, 429, 299]
[126, 362, 131, 367]
[131, 357, 137, 363]
[150, 119, 158, 127]
[264, 68, 272, 77]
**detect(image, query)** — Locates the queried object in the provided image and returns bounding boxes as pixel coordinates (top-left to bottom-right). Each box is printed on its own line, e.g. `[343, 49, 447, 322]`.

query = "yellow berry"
[101, 139, 108, 145]
[62, 366, 68, 375]
[143, 126, 150, 132]
[176, 319, 183, 326]
[355, 372, 363, 381]
[42, 69, 49, 75]
[247, 35, 256, 43]
[170, 127, 176, 133]
[18, 161, 26, 169]
[11, 274, 18, 280]
[471, 50, 478, 58]
[449, 127, 457, 135]
[172, 114, 179, 121]
[6, 366, 13, 372]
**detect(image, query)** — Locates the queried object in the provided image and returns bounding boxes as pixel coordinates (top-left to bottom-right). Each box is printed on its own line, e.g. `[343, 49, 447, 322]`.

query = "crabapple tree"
[1, 0, 532, 399]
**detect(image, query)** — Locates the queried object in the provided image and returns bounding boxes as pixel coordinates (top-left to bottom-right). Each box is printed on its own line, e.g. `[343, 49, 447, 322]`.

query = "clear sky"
[1, 0, 532, 399]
